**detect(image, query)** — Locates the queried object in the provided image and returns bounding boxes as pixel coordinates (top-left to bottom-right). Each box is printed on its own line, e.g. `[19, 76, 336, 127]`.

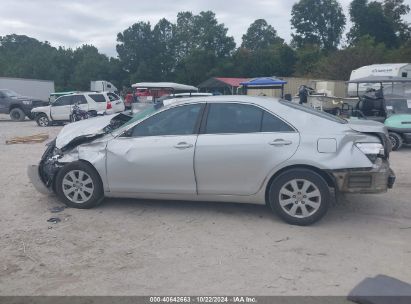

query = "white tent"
[131, 82, 198, 92]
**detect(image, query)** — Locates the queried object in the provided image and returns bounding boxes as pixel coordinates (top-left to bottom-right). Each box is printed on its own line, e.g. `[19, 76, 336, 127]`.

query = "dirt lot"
[0, 114, 410, 296]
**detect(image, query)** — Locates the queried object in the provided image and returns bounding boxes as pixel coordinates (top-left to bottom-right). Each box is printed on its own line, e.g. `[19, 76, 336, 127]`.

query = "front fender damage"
[30, 113, 133, 194]
[37, 137, 108, 192]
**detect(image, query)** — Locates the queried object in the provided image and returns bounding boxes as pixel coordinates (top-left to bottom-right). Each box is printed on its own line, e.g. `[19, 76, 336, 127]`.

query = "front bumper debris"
[331, 159, 395, 194]
[27, 165, 53, 195]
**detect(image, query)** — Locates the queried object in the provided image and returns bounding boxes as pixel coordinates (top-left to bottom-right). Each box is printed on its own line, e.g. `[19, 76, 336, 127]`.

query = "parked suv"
[0, 89, 48, 121]
[31, 92, 125, 127]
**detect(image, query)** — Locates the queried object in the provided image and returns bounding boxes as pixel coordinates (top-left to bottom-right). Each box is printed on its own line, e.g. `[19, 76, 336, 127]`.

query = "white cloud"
[0, 0, 410, 56]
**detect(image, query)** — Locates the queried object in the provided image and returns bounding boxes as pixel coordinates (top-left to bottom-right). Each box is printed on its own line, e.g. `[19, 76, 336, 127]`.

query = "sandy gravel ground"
[0, 114, 410, 296]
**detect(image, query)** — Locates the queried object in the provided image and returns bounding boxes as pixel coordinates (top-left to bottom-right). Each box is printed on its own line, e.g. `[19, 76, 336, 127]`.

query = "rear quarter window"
[89, 94, 106, 103]
[262, 111, 294, 132]
[107, 93, 120, 102]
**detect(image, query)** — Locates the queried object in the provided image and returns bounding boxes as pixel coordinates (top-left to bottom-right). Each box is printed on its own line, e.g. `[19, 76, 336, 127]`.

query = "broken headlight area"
[39, 139, 63, 188]
[355, 142, 385, 163]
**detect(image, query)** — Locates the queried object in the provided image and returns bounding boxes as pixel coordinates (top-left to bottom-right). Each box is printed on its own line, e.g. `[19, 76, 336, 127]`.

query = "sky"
[0, 0, 410, 57]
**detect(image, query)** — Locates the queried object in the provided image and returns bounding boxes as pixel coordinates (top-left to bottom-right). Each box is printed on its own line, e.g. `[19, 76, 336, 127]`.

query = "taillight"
[106, 102, 112, 110]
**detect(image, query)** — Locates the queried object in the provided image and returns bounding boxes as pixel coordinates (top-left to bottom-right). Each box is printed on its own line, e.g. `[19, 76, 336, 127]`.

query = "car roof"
[167, 95, 282, 108]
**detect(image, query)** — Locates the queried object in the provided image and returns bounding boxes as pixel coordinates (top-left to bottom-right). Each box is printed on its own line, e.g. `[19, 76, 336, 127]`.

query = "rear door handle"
[269, 139, 292, 146]
[174, 142, 193, 149]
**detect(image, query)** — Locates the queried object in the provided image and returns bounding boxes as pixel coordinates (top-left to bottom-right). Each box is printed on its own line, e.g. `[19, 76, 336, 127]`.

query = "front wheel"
[268, 169, 330, 226]
[55, 161, 104, 209]
[10, 108, 26, 121]
[36, 113, 50, 127]
[389, 132, 403, 151]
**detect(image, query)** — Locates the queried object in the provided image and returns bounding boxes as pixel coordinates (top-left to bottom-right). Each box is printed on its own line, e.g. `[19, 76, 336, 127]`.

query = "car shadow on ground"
[89, 195, 359, 227]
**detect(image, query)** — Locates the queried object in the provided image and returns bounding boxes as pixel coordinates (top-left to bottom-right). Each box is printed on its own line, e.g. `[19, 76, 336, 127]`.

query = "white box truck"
[90, 80, 118, 93]
[0, 77, 55, 101]
[348, 63, 411, 96]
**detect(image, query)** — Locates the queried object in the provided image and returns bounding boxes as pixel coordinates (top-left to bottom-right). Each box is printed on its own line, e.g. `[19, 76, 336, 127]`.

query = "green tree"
[152, 18, 176, 80]
[174, 11, 235, 59]
[227, 44, 296, 78]
[116, 21, 154, 80]
[0, 34, 58, 80]
[293, 45, 323, 77]
[172, 11, 236, 84]
[347, 0, 408, 47]
[291, 0, 346, 50]
[241, 19, 284, 50]
[383, 0, 411, 42]
[315, 36, 387, 80]
[69, 45, 115, 91]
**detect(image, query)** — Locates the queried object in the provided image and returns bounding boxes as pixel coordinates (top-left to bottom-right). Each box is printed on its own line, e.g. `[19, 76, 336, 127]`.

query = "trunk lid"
[347, 118, 388, 135]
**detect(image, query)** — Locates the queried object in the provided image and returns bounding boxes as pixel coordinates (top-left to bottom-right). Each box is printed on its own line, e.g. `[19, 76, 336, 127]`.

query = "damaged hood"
[56, 114, 118, 149]
[346, 119, 388, 135]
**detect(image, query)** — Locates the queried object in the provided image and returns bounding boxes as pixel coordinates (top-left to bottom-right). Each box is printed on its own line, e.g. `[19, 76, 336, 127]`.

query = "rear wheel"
[55, 161, 104, 209]
[36, 113, 50, 127]
[268, 169, 330, 226]
[9, 108, 25, 121]
[389, 132, 403, 151]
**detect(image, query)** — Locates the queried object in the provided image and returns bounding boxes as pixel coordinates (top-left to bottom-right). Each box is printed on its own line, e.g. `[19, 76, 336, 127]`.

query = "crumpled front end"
[27, 139, 62, 194]
[28, 113, 134, 194]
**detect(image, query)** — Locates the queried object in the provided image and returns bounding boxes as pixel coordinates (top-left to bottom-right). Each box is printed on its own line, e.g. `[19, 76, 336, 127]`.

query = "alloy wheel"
[278, 179, 322, 218]
[62, 170, 94, 204]
[38, 116, 49, 127]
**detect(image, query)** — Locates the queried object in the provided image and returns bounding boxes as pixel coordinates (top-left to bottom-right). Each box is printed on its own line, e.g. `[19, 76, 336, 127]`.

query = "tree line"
[0, 0, 410, 92]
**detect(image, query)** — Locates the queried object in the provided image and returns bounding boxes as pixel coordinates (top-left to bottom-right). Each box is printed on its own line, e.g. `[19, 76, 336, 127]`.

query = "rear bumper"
[27, 165, 52, 195]
[330, 159, 395, 194]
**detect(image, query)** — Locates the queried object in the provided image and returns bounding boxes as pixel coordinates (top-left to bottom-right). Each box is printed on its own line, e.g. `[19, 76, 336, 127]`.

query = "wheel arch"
[264, 164, 336, 205]
[53, 159, 104, 192]
[75, 159, 104, 187]
[9, 104, 24, 112]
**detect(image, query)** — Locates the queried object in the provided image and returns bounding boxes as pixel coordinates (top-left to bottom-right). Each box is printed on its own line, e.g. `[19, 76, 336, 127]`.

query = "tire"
[36, 113, 50, 127]
[88, 110, 97, 117]
[268, 169, 330, 226]
[388, 132, 403, 151]
[9, 108, 26, 121]
[55, 161, 104, 209]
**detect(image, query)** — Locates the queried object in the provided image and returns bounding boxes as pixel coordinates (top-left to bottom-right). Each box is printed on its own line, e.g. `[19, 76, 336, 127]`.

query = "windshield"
[126, 106, 159, 126]
[385, 98, 411, 114]
[107, 103, 162, 135]
[280, 100, 348, 124]
[383, 83, 411, 99]
[1, 89, 20, 97]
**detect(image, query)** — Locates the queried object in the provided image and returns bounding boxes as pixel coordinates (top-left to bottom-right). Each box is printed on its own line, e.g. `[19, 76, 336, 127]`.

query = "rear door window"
[204, 103, 294, 134]
[72, 95, 88, 105]
[89, 94, 106, 103]
[205, 103, 263, 134]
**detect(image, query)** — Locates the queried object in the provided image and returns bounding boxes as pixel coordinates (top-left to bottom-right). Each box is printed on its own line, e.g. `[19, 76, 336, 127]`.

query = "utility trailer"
[0, 77, 54, 101]
[348, 63, 411, 96]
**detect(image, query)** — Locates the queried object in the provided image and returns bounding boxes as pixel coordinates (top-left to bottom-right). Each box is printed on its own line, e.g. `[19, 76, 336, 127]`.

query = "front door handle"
[269, 139, 292, 146]
[174, 142, 193, 149]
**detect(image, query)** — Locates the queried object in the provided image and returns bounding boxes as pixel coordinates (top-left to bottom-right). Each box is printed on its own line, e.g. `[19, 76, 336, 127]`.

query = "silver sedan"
[29, 96, 395, 225]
